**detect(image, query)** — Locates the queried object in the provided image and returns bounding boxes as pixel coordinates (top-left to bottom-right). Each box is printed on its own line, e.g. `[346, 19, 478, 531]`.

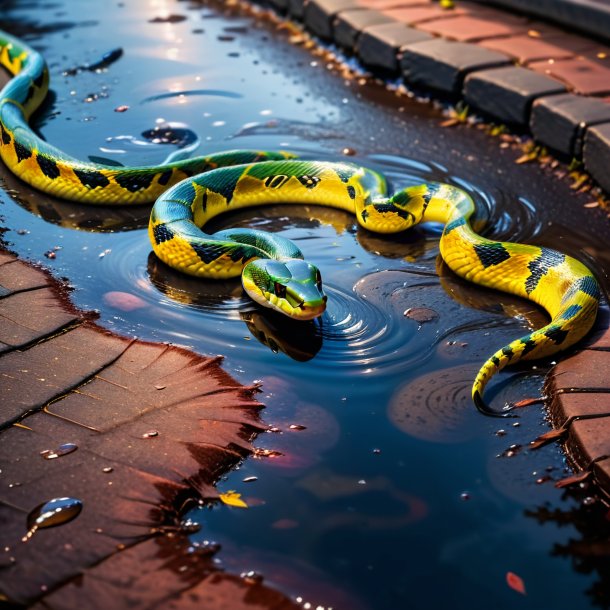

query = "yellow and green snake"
[0, 29, 600, 415]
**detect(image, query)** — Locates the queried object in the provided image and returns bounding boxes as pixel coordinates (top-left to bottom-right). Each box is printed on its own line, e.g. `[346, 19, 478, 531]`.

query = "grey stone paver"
[531, 93, 610, 157]
[401, 38, 511, 95]
[357, 22, 433, 73]
[334, 8, 395, 50]
[583, 123, 610, 194]
[305, 0, 363, 39]
[463, 65, 567, 125]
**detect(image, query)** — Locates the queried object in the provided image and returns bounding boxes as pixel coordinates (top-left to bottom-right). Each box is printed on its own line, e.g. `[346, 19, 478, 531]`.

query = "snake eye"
[274, 282, 287, 299]
[315, 269, 322, 290]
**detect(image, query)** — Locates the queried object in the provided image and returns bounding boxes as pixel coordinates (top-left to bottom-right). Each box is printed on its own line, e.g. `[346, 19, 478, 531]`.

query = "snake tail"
[403, 183, 600, 416]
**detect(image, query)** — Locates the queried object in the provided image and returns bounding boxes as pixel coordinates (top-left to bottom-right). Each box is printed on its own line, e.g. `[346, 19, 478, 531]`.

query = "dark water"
[2, 1, 610, 609]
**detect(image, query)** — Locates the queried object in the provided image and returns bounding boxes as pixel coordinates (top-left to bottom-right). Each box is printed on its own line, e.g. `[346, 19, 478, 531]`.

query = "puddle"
[1, 0, 610, 608]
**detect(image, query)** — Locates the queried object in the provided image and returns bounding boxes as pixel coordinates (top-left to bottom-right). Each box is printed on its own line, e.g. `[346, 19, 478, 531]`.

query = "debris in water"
[149, 14, 187, 23]
[241, 570, 264, 584]
[103, 291, 147, 312]
[403, 307, 439, 323]
[219, 491, 248, 508]
[40, 443, 78, 460]
[506, 571, 526, 595]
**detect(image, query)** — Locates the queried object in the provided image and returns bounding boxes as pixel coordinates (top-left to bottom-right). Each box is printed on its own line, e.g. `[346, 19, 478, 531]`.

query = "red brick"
[593, 458, 610, 499]
[0, 287, 80, 349]
[569, 417, 610, 463]
[548, 391, 610, 428]
[416, 14, 528, 42]
[0, 258, 50, 292]
[480, 35, 578, 64]
[362, 0, 434, 7]
[550, 349, 610, 391]
[529, 57, 610, 96]
[383, 5, 464, 24]
[585, 326, 610, 349]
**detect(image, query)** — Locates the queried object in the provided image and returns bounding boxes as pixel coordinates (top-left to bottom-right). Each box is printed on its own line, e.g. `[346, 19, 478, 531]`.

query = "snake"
[0, 29, 601, 415]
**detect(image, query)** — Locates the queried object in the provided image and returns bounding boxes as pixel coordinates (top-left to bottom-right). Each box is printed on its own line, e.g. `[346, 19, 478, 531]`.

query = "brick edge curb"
[265, 0, 610, 199]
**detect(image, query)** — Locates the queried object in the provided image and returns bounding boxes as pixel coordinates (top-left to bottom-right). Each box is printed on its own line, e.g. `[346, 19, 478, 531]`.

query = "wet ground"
[2, 0, 610, 608]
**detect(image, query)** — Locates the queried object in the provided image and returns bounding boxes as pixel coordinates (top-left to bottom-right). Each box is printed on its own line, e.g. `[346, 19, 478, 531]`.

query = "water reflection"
[2, 0, 610, 607]
[527, 492, 610, 610]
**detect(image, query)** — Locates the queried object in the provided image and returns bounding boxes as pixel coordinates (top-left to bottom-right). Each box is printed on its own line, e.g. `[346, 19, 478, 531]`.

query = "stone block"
[305, 0, 362, 39]
[464, 65, 566, 125]
[401, 38, 510, 95]
[334, 8, 395, 50]
[357, 22, 432, 73]
[531, 93, 610, 157]
[288, 0, 306, 19]
[583, 122, 610, 195]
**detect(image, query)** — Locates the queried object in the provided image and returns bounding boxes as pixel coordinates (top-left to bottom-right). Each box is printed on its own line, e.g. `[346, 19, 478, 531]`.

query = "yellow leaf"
[219, 491, 248, 508]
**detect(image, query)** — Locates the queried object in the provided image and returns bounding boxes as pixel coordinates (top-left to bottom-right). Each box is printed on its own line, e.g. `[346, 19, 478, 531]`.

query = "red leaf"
[506, 571, 526, 595]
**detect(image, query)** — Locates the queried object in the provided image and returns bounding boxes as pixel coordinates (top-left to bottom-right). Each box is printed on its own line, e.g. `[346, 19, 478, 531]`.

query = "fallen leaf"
[506, 571, 526, 595]
[529, 427, 567, 450]
[555, 470, 591, 488]
[219, 491, 248, 508]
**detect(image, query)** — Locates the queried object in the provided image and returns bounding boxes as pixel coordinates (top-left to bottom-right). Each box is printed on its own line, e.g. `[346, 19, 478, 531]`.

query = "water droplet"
[142, 430, 159, 438]
[583, 496, 596, 506]
[102, 467, 113, 473]
[40, 443, 78, 460]
[342, 147, 356, 156]
[460, 492, 470, 501]
[289, 424, 307, 431]
[180, 518, 201, 533]
[358, 479, 366, 485]
[495, 430, 507, 437]
[23, 497, 82, 541]
[372, 448, 381, 454]
[253, 448, 283, 458]
[499, 444, 522, 458]
[242, 476, 258, 483]
[241, 570, 264, 584]
[114, 105, 129, 112]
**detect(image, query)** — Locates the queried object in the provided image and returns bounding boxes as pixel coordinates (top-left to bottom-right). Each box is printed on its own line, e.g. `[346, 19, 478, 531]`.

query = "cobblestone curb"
[261, 0, 610, 195]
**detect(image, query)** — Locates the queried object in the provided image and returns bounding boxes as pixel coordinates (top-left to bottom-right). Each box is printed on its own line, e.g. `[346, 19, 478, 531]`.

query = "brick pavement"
[0, 250, 301, 608]
[261, 0, 610, 498]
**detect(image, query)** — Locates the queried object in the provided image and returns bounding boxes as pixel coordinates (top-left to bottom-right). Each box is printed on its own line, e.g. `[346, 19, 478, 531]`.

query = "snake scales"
[0, 29, 600, 415]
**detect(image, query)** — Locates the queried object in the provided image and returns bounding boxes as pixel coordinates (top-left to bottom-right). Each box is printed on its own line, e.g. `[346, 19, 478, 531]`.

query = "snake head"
[242, 258, 327, 320]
